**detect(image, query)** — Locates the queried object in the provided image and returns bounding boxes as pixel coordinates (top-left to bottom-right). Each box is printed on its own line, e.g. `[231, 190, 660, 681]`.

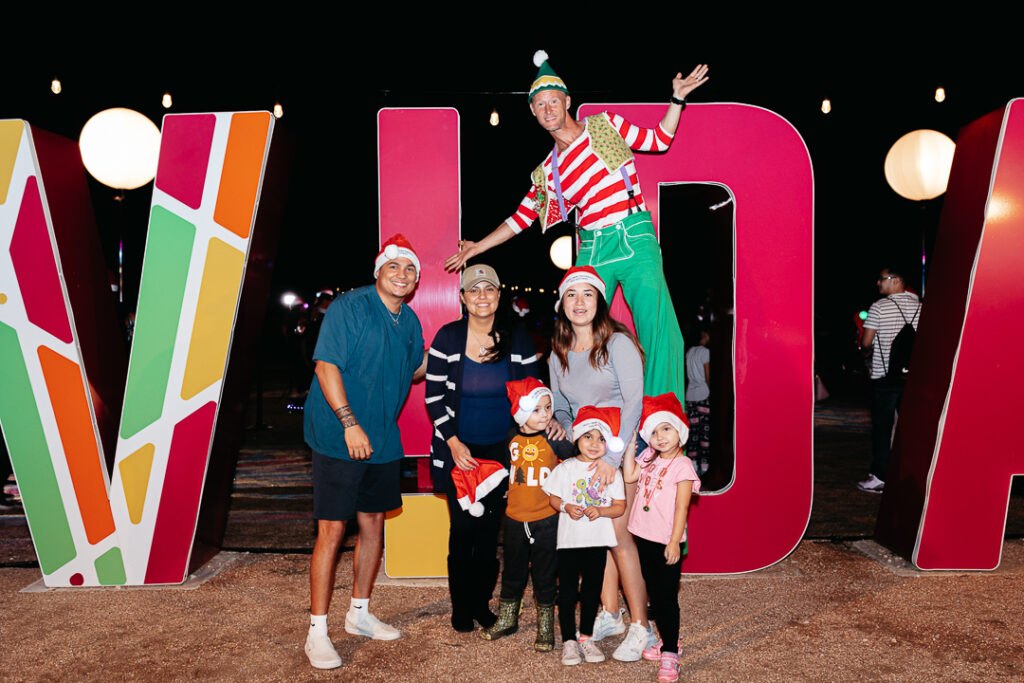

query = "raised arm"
[659, 64, 709, 137]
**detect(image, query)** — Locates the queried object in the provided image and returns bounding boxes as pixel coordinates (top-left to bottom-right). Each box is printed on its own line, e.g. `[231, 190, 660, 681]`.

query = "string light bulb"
[821, 98, 831, 114]
[273, 102, 284, 119]
[162, 92, 172, 109]
[489, 109, 499, 126]
[935, 87, 946, 103]
[51, 78, 62, 94]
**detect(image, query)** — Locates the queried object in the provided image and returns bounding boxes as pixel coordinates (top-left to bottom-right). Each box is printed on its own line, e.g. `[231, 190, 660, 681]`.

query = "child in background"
[543, 406, 626, 666]
[622, 393, 701, 683]
[482, 378, 573, 651]
[684, 327, 711, 475]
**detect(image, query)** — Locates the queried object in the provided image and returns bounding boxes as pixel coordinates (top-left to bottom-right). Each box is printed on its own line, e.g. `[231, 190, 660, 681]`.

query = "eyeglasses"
[877, 275, 897, 282]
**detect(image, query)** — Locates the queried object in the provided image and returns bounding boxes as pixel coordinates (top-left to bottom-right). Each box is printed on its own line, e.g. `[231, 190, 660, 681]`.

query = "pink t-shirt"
[627, 449, 701, 545]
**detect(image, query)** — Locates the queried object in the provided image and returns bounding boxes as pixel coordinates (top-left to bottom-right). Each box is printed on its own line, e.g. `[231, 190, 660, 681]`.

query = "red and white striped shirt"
[505, 112, 673, 234]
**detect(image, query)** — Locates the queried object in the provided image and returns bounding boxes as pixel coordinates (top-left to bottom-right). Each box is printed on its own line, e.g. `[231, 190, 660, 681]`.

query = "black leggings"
[557, 546, 608, 642]
[636, 536, 684, 654]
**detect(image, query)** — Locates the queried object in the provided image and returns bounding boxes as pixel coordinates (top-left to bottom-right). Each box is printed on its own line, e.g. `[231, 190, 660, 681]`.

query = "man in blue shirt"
[304, 234, 427, 670]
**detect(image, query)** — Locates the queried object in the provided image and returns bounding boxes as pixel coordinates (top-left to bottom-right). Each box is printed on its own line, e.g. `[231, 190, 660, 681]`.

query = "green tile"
[94, 546, 127, 585]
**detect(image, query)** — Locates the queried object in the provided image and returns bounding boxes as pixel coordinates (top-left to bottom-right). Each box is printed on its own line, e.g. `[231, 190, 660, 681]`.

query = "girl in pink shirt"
[622, 393, 701, 683]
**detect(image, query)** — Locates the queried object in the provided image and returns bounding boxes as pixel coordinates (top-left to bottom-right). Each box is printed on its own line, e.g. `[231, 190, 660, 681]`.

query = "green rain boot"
[480, 598, 520, 640]
[534, 603, 555, 652]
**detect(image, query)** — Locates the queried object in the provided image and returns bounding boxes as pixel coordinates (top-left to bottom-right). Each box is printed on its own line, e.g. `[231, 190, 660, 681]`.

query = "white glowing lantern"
[78, 108, 161, 190]
[162, 92, 173, 109]
[884, 129, 956, 201]
[273, 102, 284, 119]
[489, 109, 500, 126]
[549, 235, 573, 270]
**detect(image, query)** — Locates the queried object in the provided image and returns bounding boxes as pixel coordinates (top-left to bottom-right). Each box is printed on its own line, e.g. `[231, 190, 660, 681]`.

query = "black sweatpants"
[500, 513, 558, 605]
[557, 546, 608, 642]
[636, 535, 684, 654]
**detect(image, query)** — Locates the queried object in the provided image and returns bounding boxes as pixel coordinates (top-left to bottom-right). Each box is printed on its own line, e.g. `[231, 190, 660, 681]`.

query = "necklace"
[468, 327, 492, 359]
[387, 306, 402, 326]
[640, 455, 679, 512]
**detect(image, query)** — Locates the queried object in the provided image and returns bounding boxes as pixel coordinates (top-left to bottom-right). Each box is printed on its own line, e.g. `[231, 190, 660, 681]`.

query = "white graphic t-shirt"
[542, 457, 625, 549]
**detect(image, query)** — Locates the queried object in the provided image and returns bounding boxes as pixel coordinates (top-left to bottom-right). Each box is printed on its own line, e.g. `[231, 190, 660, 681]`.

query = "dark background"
[5, 18, 1021, 399]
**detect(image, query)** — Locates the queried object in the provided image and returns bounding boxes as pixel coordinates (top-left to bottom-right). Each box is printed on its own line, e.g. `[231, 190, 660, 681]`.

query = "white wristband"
[560, 502, 567, 513]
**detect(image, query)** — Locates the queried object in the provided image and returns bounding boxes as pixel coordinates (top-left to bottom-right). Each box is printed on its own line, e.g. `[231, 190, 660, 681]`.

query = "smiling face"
[375, 257, 418, 303]
[650, 422, 682, 454]
[561, 284, 599, 329]
[576, 428, 607, 462]
[523, 394, 553, 433]
[529, 89, 572, 133]
[460, 281, 500, 322]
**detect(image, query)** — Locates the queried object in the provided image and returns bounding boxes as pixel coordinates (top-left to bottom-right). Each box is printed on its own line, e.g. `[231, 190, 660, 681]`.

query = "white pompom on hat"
[374, 233, 421, 281]
[571, 405, 625, 454]
[451, 460, 508, 517]
[507, 377, 553, 426]
[640, 393, 690, 446]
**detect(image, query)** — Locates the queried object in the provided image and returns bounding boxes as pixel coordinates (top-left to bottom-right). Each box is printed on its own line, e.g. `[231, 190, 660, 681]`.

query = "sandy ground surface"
[2, 395, 1022, 681]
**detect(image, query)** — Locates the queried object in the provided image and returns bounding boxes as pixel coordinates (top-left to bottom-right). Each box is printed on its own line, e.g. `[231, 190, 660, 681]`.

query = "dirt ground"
[2, 396, 1022, 681]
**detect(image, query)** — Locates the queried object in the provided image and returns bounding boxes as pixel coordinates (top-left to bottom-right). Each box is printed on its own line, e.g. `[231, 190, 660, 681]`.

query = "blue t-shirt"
[457, 357, 511, 445]
[304, 285, 424, 463]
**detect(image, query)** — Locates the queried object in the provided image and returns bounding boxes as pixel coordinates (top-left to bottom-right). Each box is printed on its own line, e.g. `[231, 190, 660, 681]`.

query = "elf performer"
[446, 52, 709, 401]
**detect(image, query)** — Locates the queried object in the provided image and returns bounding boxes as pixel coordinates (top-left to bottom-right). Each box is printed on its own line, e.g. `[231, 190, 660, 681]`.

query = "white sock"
[349, 597, 369, 615]
[309, 613, 328, 637]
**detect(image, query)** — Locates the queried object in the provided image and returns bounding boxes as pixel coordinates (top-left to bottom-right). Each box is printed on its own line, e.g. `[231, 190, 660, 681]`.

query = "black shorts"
[312, 452, 402, 521]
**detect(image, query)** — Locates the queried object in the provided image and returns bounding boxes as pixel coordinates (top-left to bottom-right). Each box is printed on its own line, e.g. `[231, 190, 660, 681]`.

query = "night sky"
[5, 20, 1021, 392]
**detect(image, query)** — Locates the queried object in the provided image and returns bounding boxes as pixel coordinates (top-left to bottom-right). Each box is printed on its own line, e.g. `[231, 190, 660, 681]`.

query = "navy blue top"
[458, 357, 512, 444]
[304, 286, 424, 463]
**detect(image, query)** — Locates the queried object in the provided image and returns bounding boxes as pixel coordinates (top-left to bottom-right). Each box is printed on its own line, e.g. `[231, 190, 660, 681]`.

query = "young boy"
[482, 378, 573, 651]
[543, 406, 626, 666]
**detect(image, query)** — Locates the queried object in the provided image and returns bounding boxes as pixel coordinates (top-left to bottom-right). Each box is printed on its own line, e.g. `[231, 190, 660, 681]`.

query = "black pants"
[444, 441, 508, 626]
[636, 536, 683, 654]
[870, 379, 905, 480]
[500, 514, 558, 604]
[557, 546, 608, 642]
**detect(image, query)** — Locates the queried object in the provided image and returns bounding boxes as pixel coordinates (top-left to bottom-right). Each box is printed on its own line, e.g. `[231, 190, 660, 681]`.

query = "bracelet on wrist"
[560, 502, 567, 513]
[670, 96, 687, 110]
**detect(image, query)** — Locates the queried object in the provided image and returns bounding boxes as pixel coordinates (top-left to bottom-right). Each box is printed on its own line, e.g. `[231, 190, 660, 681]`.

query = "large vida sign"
[2, 99, 1020, 586]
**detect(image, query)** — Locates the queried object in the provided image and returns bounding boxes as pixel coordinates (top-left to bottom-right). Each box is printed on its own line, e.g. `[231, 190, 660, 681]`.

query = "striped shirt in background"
[864, 292, 921, 379]
[505, 113, 673, 234]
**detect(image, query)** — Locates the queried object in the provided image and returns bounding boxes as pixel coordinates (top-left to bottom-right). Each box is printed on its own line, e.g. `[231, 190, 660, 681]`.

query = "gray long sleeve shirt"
[547, 333, 644, 468]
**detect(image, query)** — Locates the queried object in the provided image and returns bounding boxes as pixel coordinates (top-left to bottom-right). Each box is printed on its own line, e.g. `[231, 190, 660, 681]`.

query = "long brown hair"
[551, 294, 644, 372]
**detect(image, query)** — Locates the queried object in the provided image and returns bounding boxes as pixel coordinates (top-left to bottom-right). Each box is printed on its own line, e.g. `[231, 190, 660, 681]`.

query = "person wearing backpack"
[858, 267, 921, 493]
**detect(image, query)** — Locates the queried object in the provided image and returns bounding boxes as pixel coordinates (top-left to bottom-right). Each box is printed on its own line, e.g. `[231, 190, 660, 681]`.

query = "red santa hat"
[451, 460, 508, 517]
[512, 296, 530, 317]
[506, 377, 553, 426]
[571, 405, 625, 454]
[374, 233, 421, 281]
[555, 266, 606, 311]
[640, 393, 690, 446]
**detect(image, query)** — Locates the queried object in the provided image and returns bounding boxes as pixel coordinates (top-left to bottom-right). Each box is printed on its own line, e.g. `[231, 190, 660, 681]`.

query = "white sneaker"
[857, 474, 885, 493]
[304, 633, 342, 669]
[591, 607, 626, 642]
[579, 637, 605, 663]
[561, 640, 582, 666]
[613, 621, 651, 662]
[345, 610, 401, 640]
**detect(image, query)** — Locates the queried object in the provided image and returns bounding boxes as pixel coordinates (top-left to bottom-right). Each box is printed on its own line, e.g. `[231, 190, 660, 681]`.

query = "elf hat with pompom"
[507, 377, 553, 426]
[640, 393, 690, 446]
[529, 50, 568, 102]
[572, 405, 625, 454]
[555, 266, 607, 311]
[451, 460, 508, 517]
[374, 233, 421, 281]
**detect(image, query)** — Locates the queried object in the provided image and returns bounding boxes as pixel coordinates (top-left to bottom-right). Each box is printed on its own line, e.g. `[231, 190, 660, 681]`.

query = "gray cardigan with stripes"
[424, 318, 539, 492]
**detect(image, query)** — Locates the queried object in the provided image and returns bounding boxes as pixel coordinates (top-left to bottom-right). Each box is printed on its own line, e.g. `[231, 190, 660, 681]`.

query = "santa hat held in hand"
[507, 377, 553, 426]
[640, 393, 690, 446]
[554, 266, 607, 311]
[571, 405, 625, 454]
[374, 233, 421, 281]
[451, 460, 508, 517]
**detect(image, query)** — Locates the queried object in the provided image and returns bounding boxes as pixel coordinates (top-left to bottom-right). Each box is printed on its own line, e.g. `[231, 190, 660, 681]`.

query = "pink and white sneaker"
[658, 652, 679, 682]
[643, 638, 683, 661]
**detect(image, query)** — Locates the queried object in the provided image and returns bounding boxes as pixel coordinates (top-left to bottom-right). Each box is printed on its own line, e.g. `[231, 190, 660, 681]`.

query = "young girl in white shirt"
[543, 406, 626, 667]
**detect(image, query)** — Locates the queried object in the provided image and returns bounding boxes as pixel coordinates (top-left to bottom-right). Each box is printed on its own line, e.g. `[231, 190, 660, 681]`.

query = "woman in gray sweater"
[547, 266, 654, 662]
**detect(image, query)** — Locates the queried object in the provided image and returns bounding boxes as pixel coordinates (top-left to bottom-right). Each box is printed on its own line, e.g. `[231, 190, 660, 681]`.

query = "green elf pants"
[577, 211, 686, 403]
